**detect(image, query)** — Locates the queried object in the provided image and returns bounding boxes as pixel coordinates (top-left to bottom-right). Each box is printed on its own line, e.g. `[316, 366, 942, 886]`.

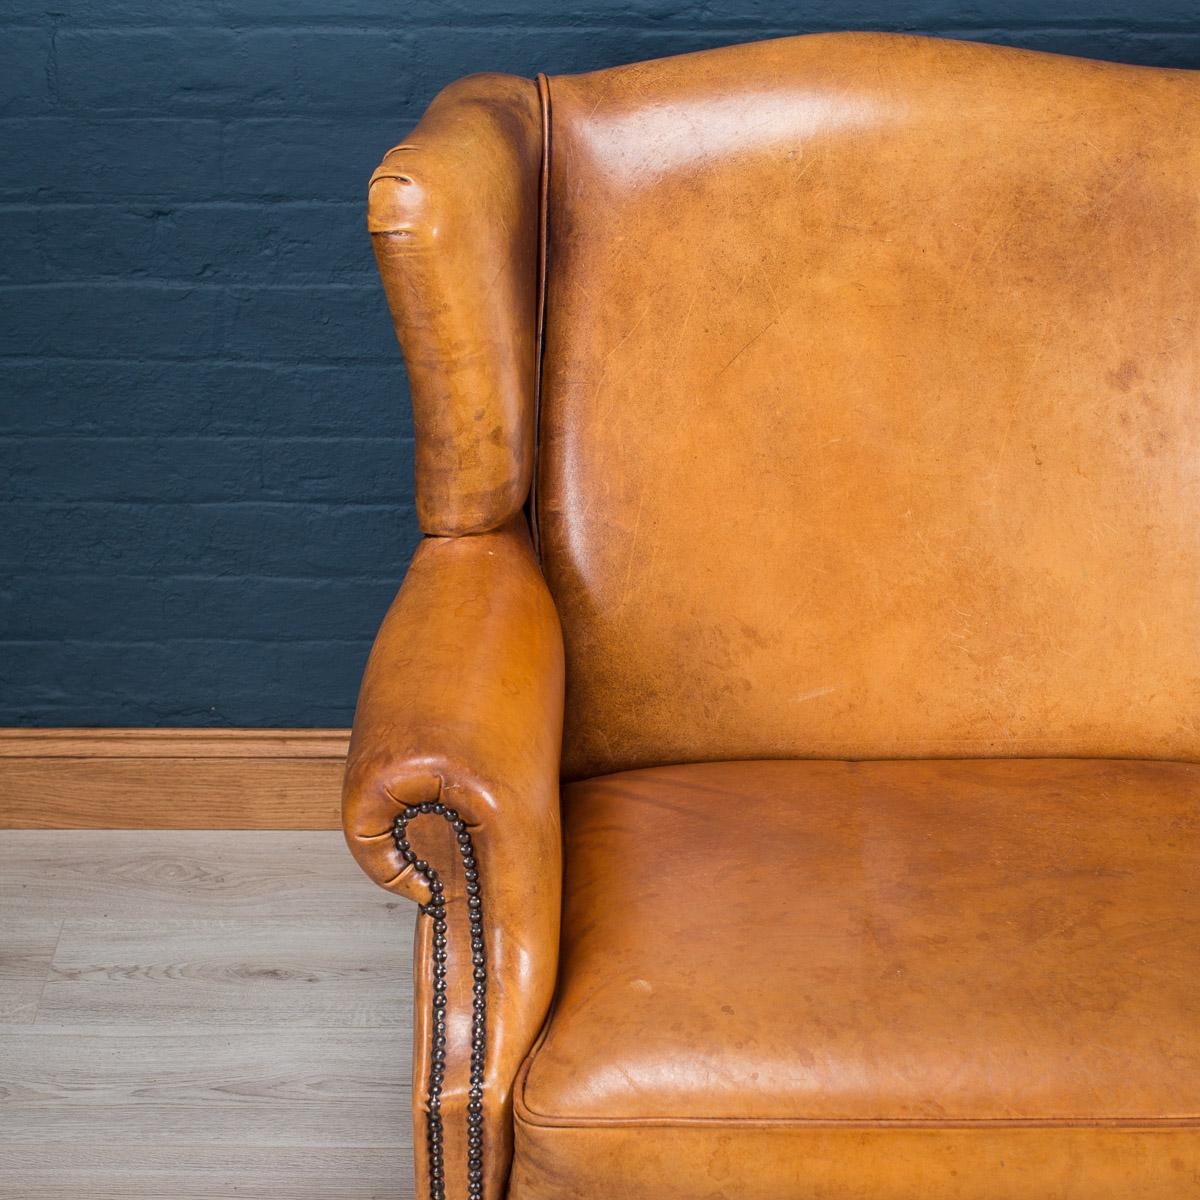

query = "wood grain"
[40, 918, 410, 1027]
[0, 728, 350, 829]
[0, 1146, 410, 1200]
[0, 729, 350, 758]
[0, 1025, 409, 1146]
[0, 830, 403, 919]
[0, 829, 417, 1199]
[0, 920, 61, 1023]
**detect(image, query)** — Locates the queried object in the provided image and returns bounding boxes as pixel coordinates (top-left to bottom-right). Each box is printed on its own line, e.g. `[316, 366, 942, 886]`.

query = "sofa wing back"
[535, 33, 1200, 779]
[369, 72, 543, 536]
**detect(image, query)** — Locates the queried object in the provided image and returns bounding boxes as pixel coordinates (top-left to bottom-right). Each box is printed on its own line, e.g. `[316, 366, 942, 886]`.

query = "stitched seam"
[565, 755, 1200, 785]
[529, 71, 552, 565]
[513, 996, 556, 1131]
[513, 1105, 1200, 1131]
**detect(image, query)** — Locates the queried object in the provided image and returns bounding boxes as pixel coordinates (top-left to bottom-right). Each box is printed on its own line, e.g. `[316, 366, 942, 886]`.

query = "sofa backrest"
[534, 33, 1200, 779]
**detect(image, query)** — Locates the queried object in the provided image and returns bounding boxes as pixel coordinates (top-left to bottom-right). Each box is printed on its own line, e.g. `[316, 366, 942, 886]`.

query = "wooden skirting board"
[0, 729, 350, 829]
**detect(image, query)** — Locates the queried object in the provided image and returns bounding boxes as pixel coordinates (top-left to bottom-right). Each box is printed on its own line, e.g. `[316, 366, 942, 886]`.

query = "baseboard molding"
[0, 729, 350, 829]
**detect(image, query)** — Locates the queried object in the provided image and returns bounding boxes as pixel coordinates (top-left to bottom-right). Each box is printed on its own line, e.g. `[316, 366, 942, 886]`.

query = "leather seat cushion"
[510, 759, 1200, 1199]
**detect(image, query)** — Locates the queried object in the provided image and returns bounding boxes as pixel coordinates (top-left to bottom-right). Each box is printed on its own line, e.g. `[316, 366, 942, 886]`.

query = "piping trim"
[529, 72, 552, 562]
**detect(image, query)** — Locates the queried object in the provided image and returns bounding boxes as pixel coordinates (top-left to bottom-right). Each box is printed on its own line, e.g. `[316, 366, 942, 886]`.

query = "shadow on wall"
[1, 0, 1197, 726]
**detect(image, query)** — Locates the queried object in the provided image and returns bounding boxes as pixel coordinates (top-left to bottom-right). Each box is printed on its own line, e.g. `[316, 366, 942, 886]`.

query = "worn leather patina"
[344, 32, 1200, 1200]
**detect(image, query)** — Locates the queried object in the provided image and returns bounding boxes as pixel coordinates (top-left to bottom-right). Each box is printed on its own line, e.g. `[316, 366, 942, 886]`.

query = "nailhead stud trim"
[394, 803, 487, 1200]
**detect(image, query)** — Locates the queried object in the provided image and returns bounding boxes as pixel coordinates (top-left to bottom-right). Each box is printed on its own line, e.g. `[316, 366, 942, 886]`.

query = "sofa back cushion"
[535, 34, 1200, 779]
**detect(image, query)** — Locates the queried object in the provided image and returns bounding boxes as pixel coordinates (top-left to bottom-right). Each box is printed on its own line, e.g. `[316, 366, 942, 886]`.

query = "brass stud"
[394, 806, 487, 1200]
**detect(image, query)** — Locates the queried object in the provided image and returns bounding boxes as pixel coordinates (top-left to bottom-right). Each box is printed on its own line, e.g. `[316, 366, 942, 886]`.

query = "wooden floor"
[0, 830, 416, 1198]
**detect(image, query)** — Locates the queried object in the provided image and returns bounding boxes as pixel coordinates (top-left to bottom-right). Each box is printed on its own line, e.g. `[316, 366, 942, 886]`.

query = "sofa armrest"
[343, 516, 564, 1200]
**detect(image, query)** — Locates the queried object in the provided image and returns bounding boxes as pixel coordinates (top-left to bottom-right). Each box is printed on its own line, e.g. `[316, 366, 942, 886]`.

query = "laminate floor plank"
[0, 830, 395, 920]
[0, 920, 61, 1023]
[0, 830, 400, 921]
[0, 830, 416, 1199]
[40, 917, 413, 1027]
[0, 1145, 411, 1199]
[0, 1025, 408, 1146]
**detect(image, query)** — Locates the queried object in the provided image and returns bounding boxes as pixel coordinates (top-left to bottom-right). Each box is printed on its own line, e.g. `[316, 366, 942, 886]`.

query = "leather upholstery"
[344, 31, 1200, 1200]
[370, 73, 542, 536]
[343, 517, 564, 1200]
[512, 759, 1200, 1198]
[537, 34, 1200, 779]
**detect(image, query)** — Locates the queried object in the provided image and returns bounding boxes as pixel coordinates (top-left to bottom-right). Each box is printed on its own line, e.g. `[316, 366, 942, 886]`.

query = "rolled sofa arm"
[344, 516, 564, 1200]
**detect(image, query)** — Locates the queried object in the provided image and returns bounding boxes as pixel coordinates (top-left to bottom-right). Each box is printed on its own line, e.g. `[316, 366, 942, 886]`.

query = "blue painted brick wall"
[2, 2, 1197, 727]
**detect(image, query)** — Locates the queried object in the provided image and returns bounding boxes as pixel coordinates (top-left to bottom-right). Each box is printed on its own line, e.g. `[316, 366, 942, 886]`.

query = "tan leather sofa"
[342, 32, 1200, 1200]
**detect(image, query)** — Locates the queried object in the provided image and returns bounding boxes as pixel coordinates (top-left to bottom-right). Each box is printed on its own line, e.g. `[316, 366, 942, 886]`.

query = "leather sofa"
[342, 32, 1200, 1200]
